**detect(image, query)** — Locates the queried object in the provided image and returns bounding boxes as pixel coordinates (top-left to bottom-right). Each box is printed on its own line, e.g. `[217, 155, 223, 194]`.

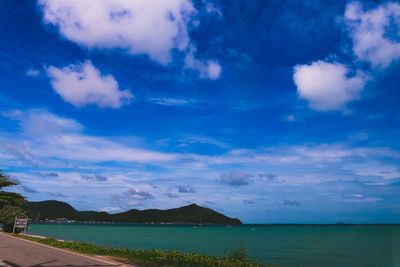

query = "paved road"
[0, 232, 132, 267]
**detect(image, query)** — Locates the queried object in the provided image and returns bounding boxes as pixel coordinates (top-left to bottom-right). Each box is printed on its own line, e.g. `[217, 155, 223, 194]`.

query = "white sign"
[13, 217, 28, 234]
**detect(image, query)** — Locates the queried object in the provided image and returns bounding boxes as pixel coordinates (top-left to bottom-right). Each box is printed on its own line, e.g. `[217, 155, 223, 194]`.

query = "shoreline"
[29, 221, 400, 226]
[21, 232, 47, 239]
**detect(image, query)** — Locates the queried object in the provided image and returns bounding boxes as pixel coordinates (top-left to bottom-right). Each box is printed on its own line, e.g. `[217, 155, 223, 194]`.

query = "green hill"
[26, 200, 242, 225]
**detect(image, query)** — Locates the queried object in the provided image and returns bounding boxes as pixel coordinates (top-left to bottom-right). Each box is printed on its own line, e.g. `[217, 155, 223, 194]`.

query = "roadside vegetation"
[0, 170, 27, 232]
[17, 235, 271, 267]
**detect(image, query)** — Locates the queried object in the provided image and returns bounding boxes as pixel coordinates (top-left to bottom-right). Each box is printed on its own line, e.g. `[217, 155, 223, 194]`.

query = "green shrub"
[0, 205, 27, 232]
[224, 247, 249, 262]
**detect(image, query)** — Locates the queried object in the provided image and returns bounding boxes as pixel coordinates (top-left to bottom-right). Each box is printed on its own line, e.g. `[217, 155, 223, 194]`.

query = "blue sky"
[1, 0, 400, 223]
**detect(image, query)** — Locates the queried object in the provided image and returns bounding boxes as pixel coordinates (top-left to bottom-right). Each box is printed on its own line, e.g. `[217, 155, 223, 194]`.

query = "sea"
[27, 224, 399, 267]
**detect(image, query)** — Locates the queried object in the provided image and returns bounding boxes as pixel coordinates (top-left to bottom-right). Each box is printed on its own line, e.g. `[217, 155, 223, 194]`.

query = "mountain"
[26, 200, 242, 225]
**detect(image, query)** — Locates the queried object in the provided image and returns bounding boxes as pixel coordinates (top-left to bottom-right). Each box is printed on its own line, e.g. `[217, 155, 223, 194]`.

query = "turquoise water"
[28, 224, 399, 267]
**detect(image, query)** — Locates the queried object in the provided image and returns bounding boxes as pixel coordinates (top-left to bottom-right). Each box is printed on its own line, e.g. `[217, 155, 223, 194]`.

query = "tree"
[0, 170, 17, 188]
[0, 170, 26, 232]
[0, 170, 25, 209]
[0, 205, 27, 232]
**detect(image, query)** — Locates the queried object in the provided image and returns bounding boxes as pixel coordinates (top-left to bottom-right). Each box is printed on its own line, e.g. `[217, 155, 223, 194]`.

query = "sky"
[0, 0, 400, 224]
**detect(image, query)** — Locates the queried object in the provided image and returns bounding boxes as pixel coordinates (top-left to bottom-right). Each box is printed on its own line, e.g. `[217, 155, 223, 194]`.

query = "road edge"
[0, 232, 134, 267]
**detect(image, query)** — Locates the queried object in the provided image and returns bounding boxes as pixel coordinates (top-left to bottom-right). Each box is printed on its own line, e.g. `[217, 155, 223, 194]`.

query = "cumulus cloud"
[47, 61, 133, 108]
[111, 188, 155, 209]
[219, 172, 251, 187]
[293, 61, 367, 111]
[38, 0, 222, 79]
[38, 0, 194, 64]
[127, 189, 155, 200]
[176, 185, 196, 193]
[291, 2, 400, 112]
[184, 46, 221, 79]
[345, 1, 400, 68]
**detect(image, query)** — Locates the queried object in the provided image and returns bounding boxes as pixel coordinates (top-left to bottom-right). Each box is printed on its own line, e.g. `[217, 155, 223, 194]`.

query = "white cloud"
[38, 0, 194, 64]
[38, 0, 222, 80]
[202, 0, 223, 17]
[206, 61, 222, 79]
[4, 108, 397, 175]
[41, 134, 176, 163]
[2, 109, 400, 215]
[1, 109, 23, 120]
[291, 2, 400, 111]
[285, 114, 296, 122]
[148, 97, 192, 106]
[345, 1, 400, 68]
[219, 172, 251, 187]
[100, 207, 122, 213]
[293, 60, 367, 111]
[1, 109, 176, 164]
[3, 109, 82, 136]
[210, 144, 400, 166]
[47, 61, 133, 108]
[184, 46, 221, 79]
[331, 194, 382, 204]
[179, 135, 228, 149]
[26, 68, 40, 77]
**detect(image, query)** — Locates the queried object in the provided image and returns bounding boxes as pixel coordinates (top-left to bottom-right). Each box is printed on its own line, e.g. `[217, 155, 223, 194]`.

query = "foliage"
[17, 235, 272, 267]
[0, 205, 27, 232]
[0, 191, 26, 209]
[224, 247, 249, 262]
[0, 170, 27, 232]
[0, 170, 25, 210]
[0, 170, 17, 189]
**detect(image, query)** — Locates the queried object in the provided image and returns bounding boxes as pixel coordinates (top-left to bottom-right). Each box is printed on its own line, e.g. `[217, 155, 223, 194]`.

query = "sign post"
[13, 217, 28, 234]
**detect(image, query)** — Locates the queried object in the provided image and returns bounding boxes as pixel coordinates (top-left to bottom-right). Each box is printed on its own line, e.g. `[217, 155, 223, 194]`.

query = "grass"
[14, 234, 272, 267]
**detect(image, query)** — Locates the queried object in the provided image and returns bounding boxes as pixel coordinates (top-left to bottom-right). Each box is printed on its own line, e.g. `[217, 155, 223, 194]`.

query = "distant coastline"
[25, 200, 398, 226]
[26, 200, 242, 225]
